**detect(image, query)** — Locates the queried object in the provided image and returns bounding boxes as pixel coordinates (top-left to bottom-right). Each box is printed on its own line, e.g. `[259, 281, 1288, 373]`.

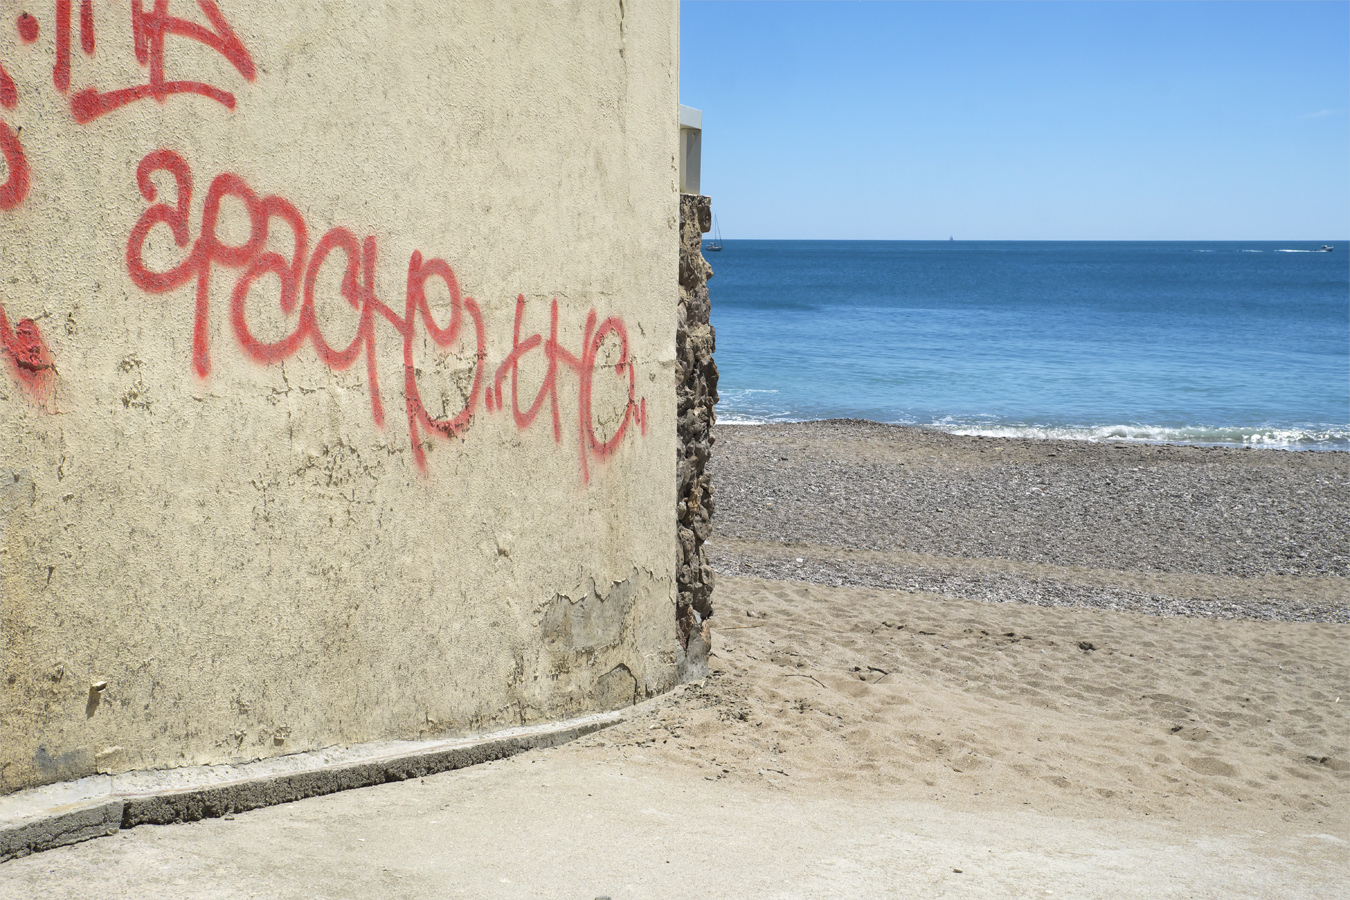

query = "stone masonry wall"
[676, 194, 718, 655]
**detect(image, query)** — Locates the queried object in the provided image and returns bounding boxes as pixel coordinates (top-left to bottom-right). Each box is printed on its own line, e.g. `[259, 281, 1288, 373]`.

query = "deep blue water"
[707, 241, 1350, 450]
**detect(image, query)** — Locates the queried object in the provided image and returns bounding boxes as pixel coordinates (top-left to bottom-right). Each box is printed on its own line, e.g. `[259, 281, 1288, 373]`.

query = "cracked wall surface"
[675, 194, 717, 672]
[0, 2, 681, 795]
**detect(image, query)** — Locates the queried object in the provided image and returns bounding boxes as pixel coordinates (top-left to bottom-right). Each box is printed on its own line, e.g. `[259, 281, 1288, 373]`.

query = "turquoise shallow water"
[708, 241, 1350, 450]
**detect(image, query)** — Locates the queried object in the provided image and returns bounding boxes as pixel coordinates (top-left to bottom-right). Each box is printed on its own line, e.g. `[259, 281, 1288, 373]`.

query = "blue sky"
[680, 1, 1350, 240]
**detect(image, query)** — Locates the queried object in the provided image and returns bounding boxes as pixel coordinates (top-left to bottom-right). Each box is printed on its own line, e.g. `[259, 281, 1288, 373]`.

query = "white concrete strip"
[0, 710, 621, 862]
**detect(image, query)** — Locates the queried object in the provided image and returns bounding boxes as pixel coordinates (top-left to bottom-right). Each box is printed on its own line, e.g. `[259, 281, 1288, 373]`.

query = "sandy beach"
[691, 422, 1349, 820]
[2, 424, 1346, 898]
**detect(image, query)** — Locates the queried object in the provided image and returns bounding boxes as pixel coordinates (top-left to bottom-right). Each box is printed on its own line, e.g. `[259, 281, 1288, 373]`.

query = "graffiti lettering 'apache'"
[126, 150, 647, 479]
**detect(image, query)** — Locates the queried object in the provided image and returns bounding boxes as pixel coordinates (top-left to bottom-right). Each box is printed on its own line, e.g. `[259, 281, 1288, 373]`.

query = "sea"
[707, 241, 1350, 451]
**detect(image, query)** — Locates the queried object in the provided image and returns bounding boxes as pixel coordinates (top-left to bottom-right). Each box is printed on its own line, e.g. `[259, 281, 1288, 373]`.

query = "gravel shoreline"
[706, 420, 1350, 623]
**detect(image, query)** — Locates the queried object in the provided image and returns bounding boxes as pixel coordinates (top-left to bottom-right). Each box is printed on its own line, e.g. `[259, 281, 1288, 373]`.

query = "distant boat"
[1316, 245, 1334, 252]
[705, 217, 723, 252]
[949, 235, 954, 241]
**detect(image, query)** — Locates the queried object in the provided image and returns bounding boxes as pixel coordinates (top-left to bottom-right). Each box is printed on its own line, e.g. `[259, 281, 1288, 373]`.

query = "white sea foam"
[716, 389, 791, 425]
[925, 421, 1350, 451]
[716, 413, 778, 426]
[713, 408, 1350, 450]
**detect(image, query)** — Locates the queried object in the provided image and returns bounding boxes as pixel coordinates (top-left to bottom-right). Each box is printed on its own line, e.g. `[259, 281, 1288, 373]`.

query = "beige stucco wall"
[0, 1, 681, 793]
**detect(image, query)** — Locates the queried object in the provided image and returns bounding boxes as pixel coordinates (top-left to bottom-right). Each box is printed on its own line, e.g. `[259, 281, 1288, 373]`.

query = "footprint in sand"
[1183, 756, 1237, 777]
[1169, 724, 1210, 742]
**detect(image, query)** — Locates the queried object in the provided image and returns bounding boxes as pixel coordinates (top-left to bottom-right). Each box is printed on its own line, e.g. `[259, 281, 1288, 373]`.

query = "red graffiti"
[126, 150, 645, 479]
[0, 304, 55, 402]
[401, 249, 487, 463]
[72, 1, 254, 123]
[1, 11, 30, 209]
[2, 3, 252, 406]
[48, 0, 95, 91]
[0, 122, 26, 211]
[16, 12, 39, 43]
[2, 3, 254, 122]
[487, 296, 647, 482]
[53, 0, 71, 92]
[1, 16, 37, 395]
[80, 1, 95, 56]
[0, 2, 248, 207]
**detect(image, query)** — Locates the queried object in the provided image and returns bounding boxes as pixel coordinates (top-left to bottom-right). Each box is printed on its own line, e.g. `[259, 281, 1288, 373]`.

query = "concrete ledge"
[0, 711, 620, 862]
[0, 800, 123, 861]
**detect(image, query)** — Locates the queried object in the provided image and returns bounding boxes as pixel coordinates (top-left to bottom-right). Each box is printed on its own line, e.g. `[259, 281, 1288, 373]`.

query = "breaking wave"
[925, 420, 1350, 451]
[716, 405, 1349, 451]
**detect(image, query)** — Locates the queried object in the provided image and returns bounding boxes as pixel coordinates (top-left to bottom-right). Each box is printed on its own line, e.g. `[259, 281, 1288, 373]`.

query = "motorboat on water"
[1316, 245, 1334, 252]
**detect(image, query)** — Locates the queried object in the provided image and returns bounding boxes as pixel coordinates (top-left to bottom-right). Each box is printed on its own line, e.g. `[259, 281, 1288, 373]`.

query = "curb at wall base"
[0, 711, 620, 863]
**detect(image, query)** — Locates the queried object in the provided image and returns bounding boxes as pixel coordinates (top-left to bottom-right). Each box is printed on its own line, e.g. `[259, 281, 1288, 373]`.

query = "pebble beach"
[708, 420, 1350, 623]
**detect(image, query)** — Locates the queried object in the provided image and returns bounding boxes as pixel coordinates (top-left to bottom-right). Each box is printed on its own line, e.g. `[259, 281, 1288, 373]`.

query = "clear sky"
[680, 1, 1350, 240]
